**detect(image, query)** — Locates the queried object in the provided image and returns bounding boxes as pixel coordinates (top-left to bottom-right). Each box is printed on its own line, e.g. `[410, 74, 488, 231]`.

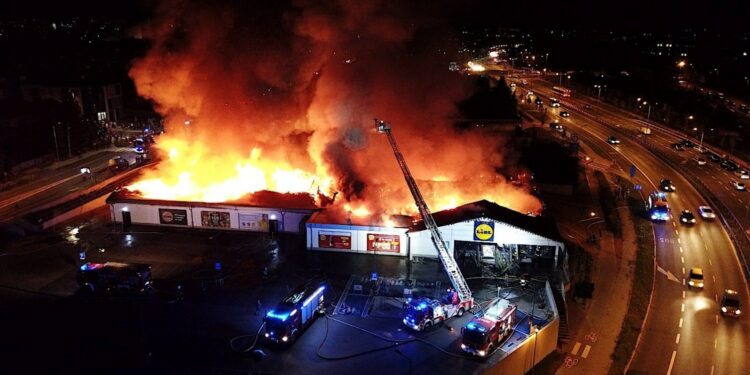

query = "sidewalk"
[555, 165, 637, 374]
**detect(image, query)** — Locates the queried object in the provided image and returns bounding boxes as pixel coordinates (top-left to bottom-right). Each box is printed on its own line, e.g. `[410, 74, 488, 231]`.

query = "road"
[518, 79, 750, 375]
[0, 147, 134, 221]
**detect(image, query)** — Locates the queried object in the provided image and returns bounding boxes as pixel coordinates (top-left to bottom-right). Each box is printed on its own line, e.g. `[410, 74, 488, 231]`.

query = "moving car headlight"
[478, 350, 486, 357]
[681, 218, 687, 222]
[688, 280, 694, 286]
[736, 309, 741, 315]
[461, 344, 467, 350]
[722, 307, 728, 312]
[282, 336, 289, 342]
[264, 333, 269, 338]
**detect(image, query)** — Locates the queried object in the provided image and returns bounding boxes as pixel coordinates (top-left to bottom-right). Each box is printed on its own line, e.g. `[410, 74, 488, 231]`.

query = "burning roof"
[126, 0, 542, 217]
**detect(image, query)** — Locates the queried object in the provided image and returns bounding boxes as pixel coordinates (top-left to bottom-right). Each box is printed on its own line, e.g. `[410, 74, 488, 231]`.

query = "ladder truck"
[375, 119, 474, 331]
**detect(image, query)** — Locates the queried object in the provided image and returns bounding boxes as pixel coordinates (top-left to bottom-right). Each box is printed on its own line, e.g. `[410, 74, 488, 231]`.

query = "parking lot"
[0, 208, 556, 374]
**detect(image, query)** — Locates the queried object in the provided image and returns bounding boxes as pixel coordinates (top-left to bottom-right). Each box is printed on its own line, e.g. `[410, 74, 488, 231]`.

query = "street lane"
[520, 81, 750, 374]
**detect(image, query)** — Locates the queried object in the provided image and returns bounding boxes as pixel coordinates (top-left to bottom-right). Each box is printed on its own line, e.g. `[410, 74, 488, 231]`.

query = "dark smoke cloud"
[129, 0, 542, 214]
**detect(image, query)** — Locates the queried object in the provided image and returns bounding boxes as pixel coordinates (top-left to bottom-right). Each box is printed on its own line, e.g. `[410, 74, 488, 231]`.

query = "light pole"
[594, 84, 606, 99]
[52, 122, 61, 161]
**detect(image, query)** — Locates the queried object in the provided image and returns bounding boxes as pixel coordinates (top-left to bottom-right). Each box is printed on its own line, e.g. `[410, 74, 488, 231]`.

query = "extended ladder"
[375, 119, 472, 301]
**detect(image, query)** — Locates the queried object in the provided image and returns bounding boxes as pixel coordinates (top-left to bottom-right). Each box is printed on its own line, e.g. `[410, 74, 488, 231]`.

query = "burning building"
[112, 1, 545, 245]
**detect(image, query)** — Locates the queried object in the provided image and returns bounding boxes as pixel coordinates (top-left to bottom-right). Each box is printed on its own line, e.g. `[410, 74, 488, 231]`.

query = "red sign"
[319, 233, 351, 249]
[367, 233, 400, 253]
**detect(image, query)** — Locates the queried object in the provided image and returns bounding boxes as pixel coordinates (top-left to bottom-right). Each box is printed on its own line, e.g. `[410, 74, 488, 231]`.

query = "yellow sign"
[474, 222, 494, 241]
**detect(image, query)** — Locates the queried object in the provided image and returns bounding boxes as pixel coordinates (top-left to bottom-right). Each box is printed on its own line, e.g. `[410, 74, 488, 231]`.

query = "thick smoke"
[129, 0, 541, 215]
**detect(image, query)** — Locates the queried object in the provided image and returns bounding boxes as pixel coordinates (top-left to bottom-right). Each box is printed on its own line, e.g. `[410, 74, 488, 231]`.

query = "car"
[708, 153, 722, 163]
[535, 98, 543, 105]
[509, 83, 517, 88]
[583, 104, 592, 110]
[680, 139, 695, 148]
[687, 268, 704, 288]
[560, 111, 570, 118]
[551, 101, 561, 108]
[731, 180, 746, 191]
[695, 157, 707, 165]
[698, 205, 716, 219]
[721, 289, 741, 317]
[659, 178, 676, 192]
[738, 170, 750, 180]
[679, 210, 696, 225]
[694, 145, 708, 153]
[721, 160, 739, 171]
[607, 136, 620, 145]
[671, 143, 686, 151]
[550, 122, 563, 131]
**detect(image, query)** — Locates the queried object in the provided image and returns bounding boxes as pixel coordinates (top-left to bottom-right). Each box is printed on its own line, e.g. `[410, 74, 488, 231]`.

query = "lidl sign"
[474, 220, 495, 242]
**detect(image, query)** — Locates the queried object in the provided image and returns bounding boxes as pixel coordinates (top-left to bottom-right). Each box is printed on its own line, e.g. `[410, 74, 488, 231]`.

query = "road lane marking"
[679, 246, 683, 253]
[672, 221, 677, 227]
[715, 293, 718, 301]
[681, 256, 684, 264]
[681, 303, 685, 312]
[571, 342, 581, 355]
[711, 365, 715, 375]
[682, 291, 685, 299]
[715, 338, 718, 348]
[709, 258, 713, 266]
[682, 267, 685, 275]
[581, 345, 591, 359]
[716, 315, 719, 324]
[677, 238, 681, 244]
[675, 230, 679, 235]
[713, 275, 716, 283]
[679, 318, 683, 327]
[667, 350, 677, 375]
[675, 333, 680, 344]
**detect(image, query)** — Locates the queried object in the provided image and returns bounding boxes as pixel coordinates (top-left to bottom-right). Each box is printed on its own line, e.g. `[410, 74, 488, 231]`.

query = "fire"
[124, 1, 544, 219]
[128, 138, 334, 202]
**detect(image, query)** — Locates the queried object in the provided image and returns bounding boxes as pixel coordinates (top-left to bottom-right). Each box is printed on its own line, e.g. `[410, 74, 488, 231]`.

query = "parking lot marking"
[571, 342, 581, 355]
[679, 318, 683, 327]
[681, 303, 685, 312]
[667, 350, 677, 375]
[675, 333, 681, 344]
[581, 345, 591, 359]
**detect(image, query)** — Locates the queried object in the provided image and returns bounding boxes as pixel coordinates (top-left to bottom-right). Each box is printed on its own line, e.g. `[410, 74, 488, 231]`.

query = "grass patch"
[608, 194, 655, 375]
[594, 171, 623, 238]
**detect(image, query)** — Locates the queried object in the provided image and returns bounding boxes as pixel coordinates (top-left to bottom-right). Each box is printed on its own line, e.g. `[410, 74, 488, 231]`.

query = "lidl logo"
[474, 221, 495, 241]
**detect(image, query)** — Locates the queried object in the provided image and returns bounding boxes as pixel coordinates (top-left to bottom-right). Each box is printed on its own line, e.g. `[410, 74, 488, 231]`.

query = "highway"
[0, 148, 134, 222]
[518, 79, 750, 374]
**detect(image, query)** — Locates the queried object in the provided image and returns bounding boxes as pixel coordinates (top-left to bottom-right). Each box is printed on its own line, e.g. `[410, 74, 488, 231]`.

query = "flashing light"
[302, 286, 326, 308]
[478, 350, 486, 357]
[266, 309, 291, 321]
[282, 336, 289, 342]
[290, 309, 297, 316]
[466, 322, 486, 332]
[79, 263, 105, 271]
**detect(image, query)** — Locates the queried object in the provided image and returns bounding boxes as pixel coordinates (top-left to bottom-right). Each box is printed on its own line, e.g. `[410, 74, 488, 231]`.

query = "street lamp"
[594, 84, 606, 99]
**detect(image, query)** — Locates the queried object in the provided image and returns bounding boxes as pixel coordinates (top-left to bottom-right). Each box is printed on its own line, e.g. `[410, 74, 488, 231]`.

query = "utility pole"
[52, 123, 60, 160]
[67, 123, 72, 159]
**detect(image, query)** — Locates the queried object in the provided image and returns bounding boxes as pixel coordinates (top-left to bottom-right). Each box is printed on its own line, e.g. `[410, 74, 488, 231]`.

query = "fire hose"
[229, 322, 266, 353]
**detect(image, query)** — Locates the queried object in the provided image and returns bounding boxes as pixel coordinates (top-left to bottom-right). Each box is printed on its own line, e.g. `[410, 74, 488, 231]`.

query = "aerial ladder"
[375, 119, 473, 303]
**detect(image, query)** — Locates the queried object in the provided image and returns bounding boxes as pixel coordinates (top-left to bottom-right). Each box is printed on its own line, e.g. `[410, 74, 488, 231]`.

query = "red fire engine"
[461, 298, 517, 357]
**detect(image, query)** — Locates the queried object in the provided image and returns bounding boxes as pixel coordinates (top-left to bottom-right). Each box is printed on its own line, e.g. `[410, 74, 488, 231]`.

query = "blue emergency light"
[266, 309, 290, 321]
[302, 286, 326, 307]
[466, 322, 486, 332]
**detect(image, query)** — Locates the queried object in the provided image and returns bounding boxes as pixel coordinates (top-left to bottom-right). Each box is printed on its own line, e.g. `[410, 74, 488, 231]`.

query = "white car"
[698, 205, 716, 219]
[695, 157, 707, 165]
[738, 170, 750, 180]
[731, 180, 746, 191]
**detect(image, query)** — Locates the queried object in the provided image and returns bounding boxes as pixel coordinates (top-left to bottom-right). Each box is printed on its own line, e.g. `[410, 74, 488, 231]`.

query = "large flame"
[125, 0, 543, 219]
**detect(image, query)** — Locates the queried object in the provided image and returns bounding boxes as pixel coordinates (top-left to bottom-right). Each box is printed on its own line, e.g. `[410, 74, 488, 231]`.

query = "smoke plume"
[128, 0, 541, 216]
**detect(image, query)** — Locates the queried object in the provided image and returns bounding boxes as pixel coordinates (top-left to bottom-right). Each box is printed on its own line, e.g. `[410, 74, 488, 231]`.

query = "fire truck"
[402, 291, 473, 331]
[461, 298, 518, 357]
[263, 278, 327, 345]
[77, 262, 153, 294]
[376, 119, 475, 330]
